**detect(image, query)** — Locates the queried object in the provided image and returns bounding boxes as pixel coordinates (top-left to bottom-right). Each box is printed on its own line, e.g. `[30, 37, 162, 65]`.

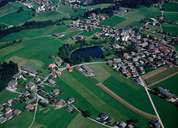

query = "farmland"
[100, 16, 125, 27]
[144, 67, 178, 86]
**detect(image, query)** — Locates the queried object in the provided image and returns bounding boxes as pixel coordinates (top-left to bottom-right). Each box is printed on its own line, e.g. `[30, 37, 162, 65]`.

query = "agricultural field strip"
[142, 67, 167, 80]
[71, 105, 111, 128]
[96, 83, 157, 120]
[144, 67, 178, 86]
[148, 71, 178, 87]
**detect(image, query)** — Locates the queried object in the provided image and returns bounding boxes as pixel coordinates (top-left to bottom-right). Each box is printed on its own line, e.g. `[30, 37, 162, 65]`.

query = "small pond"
[70, 46, 103, 64]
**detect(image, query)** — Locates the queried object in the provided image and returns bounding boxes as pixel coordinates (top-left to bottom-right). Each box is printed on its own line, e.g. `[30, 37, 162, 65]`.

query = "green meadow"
[154, 74, 178, 95]
[151, 95, 178, 128]
[61, 65, 152, 127]
[162, 2, 178, 12]
[0, 6, 33, 25]
[101, 15, 125, 27]
[163, 23, 178, 35]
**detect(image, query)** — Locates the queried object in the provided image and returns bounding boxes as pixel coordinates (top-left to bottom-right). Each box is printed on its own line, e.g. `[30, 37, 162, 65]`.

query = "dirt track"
[96, 83, 158, 121]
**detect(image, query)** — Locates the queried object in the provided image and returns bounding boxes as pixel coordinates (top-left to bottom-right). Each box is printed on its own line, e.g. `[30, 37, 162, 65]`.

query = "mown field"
[153, 74, 178, 95]
[61, 68, 150, 127]
[162, 23, 178, 35]
[144, 67, 178, 86]
[162, 2, 178, 12]
[151, 95, 178, 128]
[100, 15, 125, 27]
[115, 6, 161, 27]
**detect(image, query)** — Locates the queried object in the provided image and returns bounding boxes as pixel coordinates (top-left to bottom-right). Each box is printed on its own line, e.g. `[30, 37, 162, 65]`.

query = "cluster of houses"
[61, 0, 82, 8]
[96, 113, 161, 128]
[70, 13, 106, 31]
[17, 0, 57, 13]
[96, 113, 137, 128]
[97, 27, 178, 85]
[0, 100, 21, 124]
[151, 87, 178, 107]
[77, 64, 95, 77]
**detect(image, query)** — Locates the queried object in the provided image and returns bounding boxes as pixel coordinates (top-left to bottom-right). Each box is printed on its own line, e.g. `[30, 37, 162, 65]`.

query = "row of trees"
[0, 19, 64, 39]
[0, 61, 18, 91]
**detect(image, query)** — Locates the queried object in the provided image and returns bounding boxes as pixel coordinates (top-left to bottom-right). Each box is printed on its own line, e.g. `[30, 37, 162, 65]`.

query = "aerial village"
[0, 0, 178, 128]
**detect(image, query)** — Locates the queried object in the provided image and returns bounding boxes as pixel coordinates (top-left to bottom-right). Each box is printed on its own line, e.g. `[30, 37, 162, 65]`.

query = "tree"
[0, 61, 18, 91]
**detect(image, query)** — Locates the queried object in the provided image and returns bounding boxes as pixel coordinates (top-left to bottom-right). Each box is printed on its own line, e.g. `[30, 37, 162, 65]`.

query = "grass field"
[61, 69, 149, 127]
[164, 12, 178, 22]
[67, 114, 106, 128]
[115, 7, 160, 27]
[81, 28, 101, 37]
[0, 90, 17, 104]
[144, 67, 178, 86]
[0, 37, 64, 71]
[162, 2, 178, 12]
[83, 3, 112, 10]
[163, 23, 178, 35]
[0, 2, 22, 17]
[32, 11, 63, 21]
[103, 76, 154, 114]
[35, 107, 77, 128]
[151, 95, 178, 128]
[0, 111, 34, 128]
[0, 6, 33, 25]
[154, 74, 178, 95]
[0, 25, 68, 42]
[101, 16, 125, 27]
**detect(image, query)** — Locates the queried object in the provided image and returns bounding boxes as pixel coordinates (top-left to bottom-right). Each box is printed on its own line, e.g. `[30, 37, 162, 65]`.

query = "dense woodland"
[0, 61, 18, 91]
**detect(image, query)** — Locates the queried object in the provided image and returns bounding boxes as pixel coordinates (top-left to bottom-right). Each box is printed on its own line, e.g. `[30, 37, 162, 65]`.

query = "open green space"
[32, 11, 63, 21]
[62, 66, 150, 127]
[145, 67, 178, 86]
[162, 2, 178, 12]
[35, 107, 76, 128]
[151, 95, 178, 128]
[83, 3, 112, 10]
[164, 12, 178, 22]
[81, 28, 101, 37]
[154, 74, 178, 95]
[101, 16, 125, 27]
[0, 111, 34, 128]
[67, 114, 106, 128]
[0, 6, 33, 25]
[116, 7, 160, 27]
[0, 37, 64, 70]
[162, 23, 178, 35]
[0, 25, 68, 42]
[0, 2, 22, 17]
[57, 78, 99, 116]
[103, 76, 154, 114]
[0, 90, 17, 104]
